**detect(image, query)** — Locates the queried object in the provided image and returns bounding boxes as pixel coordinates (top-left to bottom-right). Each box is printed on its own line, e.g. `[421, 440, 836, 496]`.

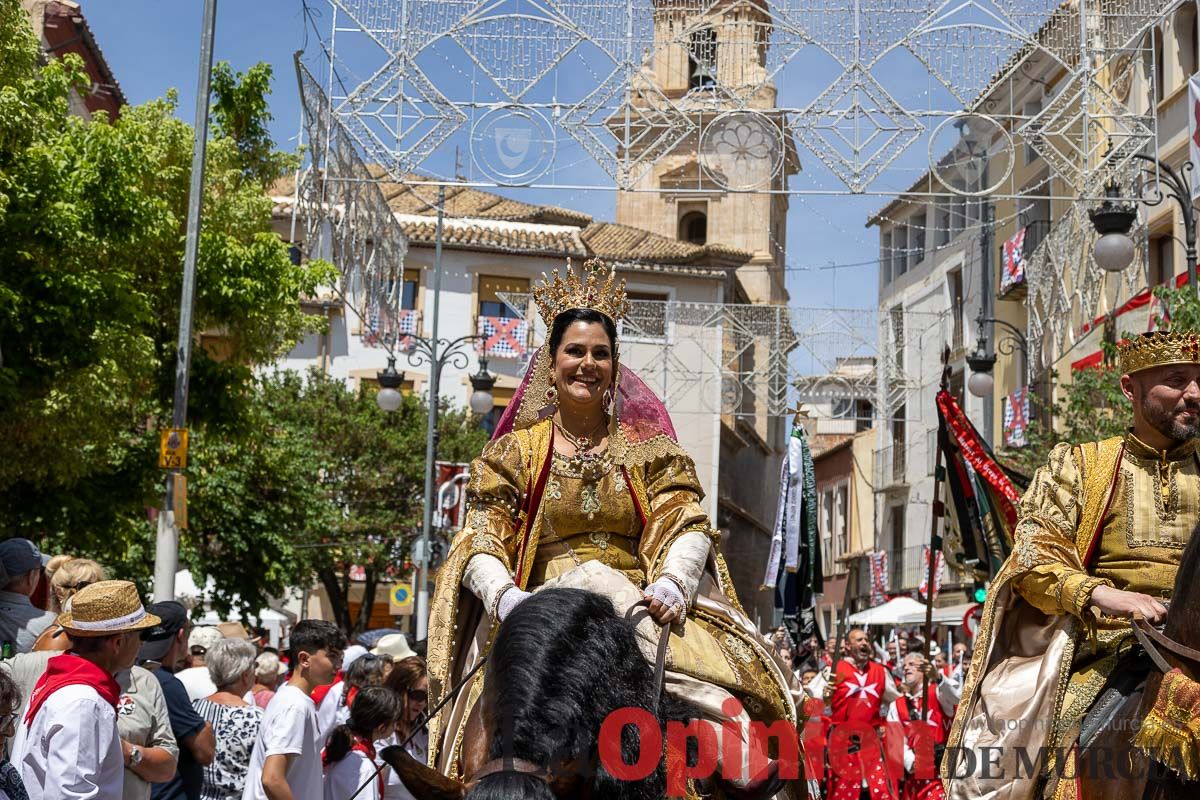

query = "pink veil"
[491, 346, 680, 463]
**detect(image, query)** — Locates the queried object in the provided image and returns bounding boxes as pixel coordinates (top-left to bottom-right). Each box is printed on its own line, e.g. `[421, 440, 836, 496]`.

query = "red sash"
[24, 653, 119, 727]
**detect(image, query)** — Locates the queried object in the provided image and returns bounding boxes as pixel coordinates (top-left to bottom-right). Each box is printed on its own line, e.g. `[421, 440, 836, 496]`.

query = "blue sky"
[82, 1, 937, 311]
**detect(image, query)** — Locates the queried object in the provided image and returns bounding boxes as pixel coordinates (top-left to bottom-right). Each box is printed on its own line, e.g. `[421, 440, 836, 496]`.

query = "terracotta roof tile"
[272, 170, 753, 273]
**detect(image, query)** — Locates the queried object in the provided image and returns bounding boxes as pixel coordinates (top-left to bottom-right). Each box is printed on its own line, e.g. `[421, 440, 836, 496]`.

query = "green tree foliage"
[185, 370, 488, 634]
[999, 284, 1200, 476]
[0, 2, 331, 582]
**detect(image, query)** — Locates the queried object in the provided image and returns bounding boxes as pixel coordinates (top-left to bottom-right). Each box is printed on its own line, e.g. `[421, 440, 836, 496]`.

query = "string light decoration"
[298, 0, 1172, 198]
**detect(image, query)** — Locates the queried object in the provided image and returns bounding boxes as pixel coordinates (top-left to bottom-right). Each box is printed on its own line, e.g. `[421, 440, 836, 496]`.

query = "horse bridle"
[463, 600, 674, 789]
[1130, 612, 1200, 674]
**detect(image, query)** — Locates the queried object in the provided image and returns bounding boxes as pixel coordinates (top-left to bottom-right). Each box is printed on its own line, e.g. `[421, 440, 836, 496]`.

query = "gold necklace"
[554, 417, 607, 454]
[553, 417, 608, 520]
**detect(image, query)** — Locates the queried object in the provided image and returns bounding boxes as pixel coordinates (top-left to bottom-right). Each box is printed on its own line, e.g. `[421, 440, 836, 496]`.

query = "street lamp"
[1088, 182, 1138, 273]
[375, 356, 405, 412]
[1089, 156, 1196, 288]
[469, 357, 497, 415]
[967, 314, 1029, 398]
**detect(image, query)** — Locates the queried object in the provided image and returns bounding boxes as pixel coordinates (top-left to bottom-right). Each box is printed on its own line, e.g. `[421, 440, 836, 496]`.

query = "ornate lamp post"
[1088, 155, 1195, 289]
[967, 313, 1029, 398]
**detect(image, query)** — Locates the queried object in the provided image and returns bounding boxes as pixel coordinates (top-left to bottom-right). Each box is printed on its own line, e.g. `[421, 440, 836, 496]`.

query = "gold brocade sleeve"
[636, 453, 719, 579]
[455, 432, 529, 569]
[1012, 443, 1113, 619]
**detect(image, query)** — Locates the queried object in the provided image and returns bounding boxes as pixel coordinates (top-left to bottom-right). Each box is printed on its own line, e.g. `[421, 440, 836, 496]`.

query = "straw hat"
[56, 580, 161, 638]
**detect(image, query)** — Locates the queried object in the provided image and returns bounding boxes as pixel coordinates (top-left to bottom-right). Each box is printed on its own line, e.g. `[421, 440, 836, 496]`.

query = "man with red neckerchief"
[810, 627, 902, 800]
[10, 580, 160, 800]
[885, 653, 959, 800]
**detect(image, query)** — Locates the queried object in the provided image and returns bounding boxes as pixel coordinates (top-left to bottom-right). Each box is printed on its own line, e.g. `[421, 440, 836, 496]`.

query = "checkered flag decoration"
[364, 308, 419, 351]
[868, 550, 888, 606]
[1003, 386, 1030, 448]
[477, 316, 528, 359]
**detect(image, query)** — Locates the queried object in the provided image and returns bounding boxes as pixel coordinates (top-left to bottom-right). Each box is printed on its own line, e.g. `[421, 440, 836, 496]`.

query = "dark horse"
[1075, 521, 1200, 799]
[386, 588, 794, 799]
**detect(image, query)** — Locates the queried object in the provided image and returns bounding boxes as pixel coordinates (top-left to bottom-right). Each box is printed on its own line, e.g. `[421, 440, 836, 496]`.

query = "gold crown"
[532, 258, 629, 327]
[1118, 330, 1200, 374]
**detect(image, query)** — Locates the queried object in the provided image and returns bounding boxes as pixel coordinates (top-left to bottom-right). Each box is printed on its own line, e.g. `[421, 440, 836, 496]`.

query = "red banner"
[936, 390, 1021, 528]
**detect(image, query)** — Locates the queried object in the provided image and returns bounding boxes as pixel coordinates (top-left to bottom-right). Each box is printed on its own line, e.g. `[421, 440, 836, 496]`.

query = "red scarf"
[311, 674, 343, 707]
[24, 653, 120, 727]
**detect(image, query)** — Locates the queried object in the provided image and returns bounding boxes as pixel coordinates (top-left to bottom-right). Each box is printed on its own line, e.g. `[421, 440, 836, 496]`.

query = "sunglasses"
[407, 689, 428, 703]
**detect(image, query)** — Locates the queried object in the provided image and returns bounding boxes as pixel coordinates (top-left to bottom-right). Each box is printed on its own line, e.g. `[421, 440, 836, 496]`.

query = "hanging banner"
[918, 545, 944, 602]
[1000, 227, 1027, 294]
[1191, 72, 1200, 202]
[477, 316, 529, 359]
[1002, 386, 1030, 448]
[868, 550, 888, 606]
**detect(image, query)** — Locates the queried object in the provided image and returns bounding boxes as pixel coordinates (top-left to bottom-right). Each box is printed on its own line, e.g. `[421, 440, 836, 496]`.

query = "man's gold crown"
[532, 258, 629, 327]
[1118, 330, 1200, 374]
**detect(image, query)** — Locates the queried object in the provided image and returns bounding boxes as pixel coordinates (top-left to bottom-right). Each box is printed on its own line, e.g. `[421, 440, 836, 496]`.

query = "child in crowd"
[322, 687, 402, 800]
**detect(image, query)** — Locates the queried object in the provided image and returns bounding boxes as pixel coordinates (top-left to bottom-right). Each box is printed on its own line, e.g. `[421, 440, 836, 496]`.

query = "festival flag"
[936, 389, 1024, 579]
[763, 423, 822, 643]
[1002, 386, 1030, 448]
[1000, 227, 1027, 294]
[868, 550, 888, 606]
[1190, 71, 1200, 203]
[918, 545, 944, 602]
[364, 308, 419, 351]
[477, 316, 529, 359]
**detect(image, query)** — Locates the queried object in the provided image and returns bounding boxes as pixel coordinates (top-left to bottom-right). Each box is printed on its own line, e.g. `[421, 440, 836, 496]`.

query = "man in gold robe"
[945, 330, 1200, 800]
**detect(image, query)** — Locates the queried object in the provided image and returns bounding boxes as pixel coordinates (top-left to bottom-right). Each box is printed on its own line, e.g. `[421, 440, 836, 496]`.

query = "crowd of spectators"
[0, 538, 431, 800]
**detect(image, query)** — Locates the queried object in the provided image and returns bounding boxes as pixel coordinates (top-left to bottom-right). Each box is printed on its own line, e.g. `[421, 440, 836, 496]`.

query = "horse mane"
[468, 587, 694, 800]
[1163, 518, 1200, 646]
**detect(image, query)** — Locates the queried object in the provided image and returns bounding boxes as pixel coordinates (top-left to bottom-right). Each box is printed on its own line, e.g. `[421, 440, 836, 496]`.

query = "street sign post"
[963, 603, 984, 639]
[389, 583, 414, 616]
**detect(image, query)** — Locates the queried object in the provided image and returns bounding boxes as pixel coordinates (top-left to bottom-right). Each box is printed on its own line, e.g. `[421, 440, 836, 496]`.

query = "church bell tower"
[614, 0, 799, 305]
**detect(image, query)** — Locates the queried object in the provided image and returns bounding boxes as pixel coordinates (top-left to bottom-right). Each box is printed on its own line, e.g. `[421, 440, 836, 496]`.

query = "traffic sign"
[389, 582, 414, 615]
[963, 603, 984, 639]
[159, 428, 189, 469]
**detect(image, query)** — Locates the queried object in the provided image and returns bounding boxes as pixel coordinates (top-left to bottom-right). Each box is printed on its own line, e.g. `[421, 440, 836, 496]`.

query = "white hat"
[371, 633, 416, 662]
[188, 626, 223, 654]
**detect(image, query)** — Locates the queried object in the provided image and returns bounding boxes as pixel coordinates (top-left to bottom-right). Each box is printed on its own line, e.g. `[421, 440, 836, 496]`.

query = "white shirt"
[314, 681, 346, 744]
[323, 750, 379, 800]
[11, 683, 123, 800]
[242, 685, 322, 800]
[375, 727, 428, 800]
[175, 666, 218, 702]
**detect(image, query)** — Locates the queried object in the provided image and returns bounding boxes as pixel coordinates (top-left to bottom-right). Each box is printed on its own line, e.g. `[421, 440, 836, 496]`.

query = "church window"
[679, 211, 707, 244]
[688, 27, 717, 90]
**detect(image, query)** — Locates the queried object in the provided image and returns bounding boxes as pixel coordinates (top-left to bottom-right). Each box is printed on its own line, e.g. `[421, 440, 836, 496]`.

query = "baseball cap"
[188, 626, 223, 655]
[0, 538, 50, 582]
[138, 600, 189, 663]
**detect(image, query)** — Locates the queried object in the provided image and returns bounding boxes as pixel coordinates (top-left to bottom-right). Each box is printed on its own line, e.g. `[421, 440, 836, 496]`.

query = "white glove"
[496, 585, 532, 622]
[643, 577, 686, 620]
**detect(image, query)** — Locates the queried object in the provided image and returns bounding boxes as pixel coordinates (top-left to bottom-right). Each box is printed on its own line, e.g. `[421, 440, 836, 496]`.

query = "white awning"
[896, 601, 979, 625]
[847, 597, 979, 626]
[846, 596, 927, 625]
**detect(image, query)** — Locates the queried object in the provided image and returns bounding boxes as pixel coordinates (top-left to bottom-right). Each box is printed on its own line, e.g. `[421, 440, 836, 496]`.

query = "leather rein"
[464, 599, 673, 789]
[1131, 612, 1200, 674]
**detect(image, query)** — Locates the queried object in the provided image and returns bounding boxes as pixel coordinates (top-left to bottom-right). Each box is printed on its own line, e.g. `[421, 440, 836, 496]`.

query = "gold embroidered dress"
[945, 432, 1198, 800]
[425, 366, 799, 780]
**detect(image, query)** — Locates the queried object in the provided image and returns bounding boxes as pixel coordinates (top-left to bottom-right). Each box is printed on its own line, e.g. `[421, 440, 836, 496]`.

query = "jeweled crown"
[532, 258, 629, 327]
[1118, 330, 1200, 374]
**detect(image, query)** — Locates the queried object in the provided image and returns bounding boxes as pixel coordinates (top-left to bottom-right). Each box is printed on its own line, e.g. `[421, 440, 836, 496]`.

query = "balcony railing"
[887, 544, 935, 593]
[874, 443, 908, 488]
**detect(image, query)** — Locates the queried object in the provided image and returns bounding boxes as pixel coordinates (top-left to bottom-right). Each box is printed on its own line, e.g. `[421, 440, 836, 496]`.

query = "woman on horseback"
[425, 258, 801, 792]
